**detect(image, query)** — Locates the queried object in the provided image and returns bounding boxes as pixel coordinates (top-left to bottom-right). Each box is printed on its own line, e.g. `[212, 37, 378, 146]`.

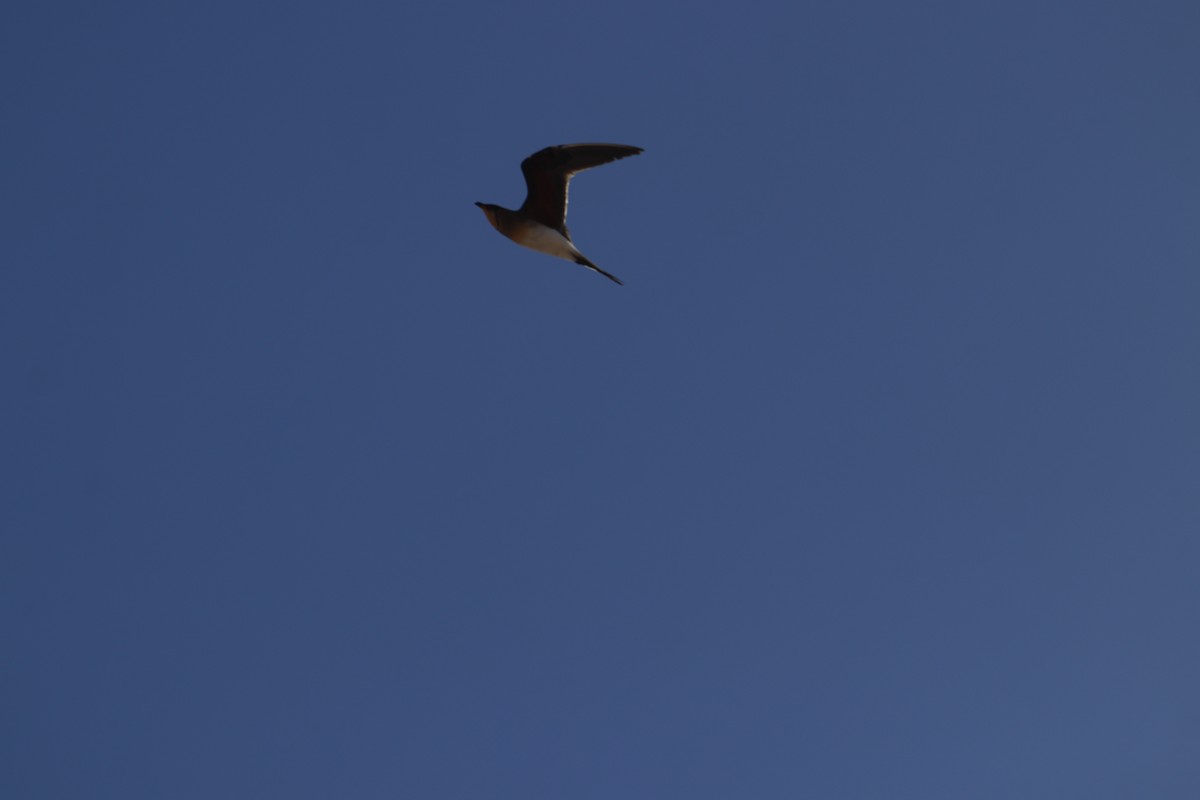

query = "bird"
[476, 143, 643, 285]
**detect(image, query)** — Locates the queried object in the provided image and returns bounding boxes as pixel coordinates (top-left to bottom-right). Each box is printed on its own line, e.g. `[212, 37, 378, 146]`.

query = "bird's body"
[476, 143, 643, 285]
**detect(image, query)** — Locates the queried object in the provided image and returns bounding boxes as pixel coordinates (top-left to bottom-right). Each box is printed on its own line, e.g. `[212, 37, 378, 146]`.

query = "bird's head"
[475, 202, 501, 231]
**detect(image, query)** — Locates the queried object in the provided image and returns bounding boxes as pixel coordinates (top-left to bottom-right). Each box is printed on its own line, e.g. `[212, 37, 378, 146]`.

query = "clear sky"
[3, 1, 1199, 797]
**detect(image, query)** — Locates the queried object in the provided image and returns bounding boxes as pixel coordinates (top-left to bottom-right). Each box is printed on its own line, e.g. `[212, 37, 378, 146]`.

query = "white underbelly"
[514, 223, 580, 262]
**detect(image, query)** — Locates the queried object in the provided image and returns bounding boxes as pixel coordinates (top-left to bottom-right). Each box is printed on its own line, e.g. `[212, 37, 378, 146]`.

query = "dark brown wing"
[518, 143, 643, 236]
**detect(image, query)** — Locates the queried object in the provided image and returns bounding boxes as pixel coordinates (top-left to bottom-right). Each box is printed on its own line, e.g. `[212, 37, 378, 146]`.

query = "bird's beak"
[475, 202, 498, 229]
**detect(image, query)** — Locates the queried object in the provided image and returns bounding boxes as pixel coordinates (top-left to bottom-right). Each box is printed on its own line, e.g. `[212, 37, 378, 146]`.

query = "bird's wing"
[518, 144, 643, 236]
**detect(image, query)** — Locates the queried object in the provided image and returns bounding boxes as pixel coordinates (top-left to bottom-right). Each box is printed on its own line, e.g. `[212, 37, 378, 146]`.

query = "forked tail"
[575, 254, 624, 286]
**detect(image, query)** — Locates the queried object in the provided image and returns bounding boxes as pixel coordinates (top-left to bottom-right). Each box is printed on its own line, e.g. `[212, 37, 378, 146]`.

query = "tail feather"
[575, 254, 624, 286]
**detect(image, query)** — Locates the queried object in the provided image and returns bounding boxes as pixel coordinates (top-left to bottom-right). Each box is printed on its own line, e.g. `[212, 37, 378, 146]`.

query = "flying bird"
[476, 143, 643, 285]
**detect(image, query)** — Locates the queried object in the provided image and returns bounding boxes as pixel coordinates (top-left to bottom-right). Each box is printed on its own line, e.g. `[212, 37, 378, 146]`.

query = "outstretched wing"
[518, 143, 643, 237]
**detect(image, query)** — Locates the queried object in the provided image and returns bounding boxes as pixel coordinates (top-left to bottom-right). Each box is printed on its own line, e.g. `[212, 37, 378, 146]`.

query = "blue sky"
[3, 1, 1199, 797]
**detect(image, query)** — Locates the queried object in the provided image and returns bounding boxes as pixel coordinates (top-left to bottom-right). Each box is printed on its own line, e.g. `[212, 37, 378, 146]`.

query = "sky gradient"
[4, 1, 1199, 797]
